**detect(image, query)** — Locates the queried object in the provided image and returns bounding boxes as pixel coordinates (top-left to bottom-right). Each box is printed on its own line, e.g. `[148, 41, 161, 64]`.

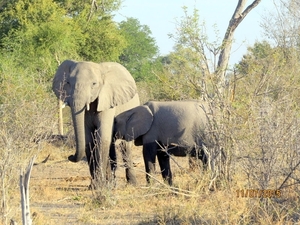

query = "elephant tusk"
[86, 104, 90, 111]
[61, 102, 67, 108]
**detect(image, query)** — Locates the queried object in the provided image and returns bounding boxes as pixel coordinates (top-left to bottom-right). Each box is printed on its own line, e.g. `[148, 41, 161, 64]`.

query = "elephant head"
[114, 105, 153, 142]
[52, 60, 137, 162]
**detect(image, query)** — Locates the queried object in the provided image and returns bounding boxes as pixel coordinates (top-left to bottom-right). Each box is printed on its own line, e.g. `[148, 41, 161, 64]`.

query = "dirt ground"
[17, 139, 298, 225]
[29, 143, 195, 225]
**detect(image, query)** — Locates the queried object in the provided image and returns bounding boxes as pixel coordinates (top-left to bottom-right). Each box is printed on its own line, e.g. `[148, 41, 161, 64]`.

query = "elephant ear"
[125, 105, 153, 141]
[97, 62, 137, 112]
[52, 60, 77, 98]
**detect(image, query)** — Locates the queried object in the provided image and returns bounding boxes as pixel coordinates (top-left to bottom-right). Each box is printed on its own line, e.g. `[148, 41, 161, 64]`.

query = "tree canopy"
[0, 0, 125, 79]
[118, 17, 159, 81]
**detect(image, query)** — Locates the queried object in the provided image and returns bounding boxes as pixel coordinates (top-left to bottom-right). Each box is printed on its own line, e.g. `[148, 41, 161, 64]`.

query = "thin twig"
[133, 168, 198, 197]
[278, 160, 300, 189]
[155, 141, 185, 170]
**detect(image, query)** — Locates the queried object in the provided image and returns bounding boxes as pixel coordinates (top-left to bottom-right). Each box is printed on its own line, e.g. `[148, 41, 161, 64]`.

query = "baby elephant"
[114, 101, 209, 185]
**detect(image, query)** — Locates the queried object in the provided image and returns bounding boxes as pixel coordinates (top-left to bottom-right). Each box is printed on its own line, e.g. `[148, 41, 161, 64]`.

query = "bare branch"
[88, 0, 98, 22]
[217, 0, 262, 92]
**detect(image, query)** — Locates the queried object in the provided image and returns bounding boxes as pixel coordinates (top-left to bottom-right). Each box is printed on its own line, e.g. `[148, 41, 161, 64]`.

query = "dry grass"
[1, 141, 298, 225]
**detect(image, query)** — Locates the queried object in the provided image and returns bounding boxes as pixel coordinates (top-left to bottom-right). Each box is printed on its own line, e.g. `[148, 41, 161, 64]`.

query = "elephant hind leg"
[188, 156, 202, 171]
[188, 147, 208, 171]
[109, 141, 117, 178]
[200, 148, 208, 170]
[157, 150, 172, 185]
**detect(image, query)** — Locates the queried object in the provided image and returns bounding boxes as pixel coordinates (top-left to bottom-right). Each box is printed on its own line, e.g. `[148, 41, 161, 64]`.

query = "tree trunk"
[20, 156, 36, 225]
[217, 0, 262, 93]
[58, 99, 64, 135]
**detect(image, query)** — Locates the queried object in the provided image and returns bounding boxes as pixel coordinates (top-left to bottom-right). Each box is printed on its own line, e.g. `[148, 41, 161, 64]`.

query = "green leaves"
[0, 0, 77, 71]
[79, 17, 126, 62]
[0, 0, 126, 105]
[0, 0, 129, 83]
[118, 18, 159, 81]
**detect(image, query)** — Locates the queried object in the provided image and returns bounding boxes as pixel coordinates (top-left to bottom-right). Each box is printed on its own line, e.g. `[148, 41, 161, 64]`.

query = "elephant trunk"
[68, 103, 86, 163]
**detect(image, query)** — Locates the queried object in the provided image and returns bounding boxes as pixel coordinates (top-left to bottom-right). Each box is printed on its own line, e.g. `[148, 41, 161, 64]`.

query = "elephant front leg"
[85, 128, 111, 189]
[91, 109, 115, 189]
[143, 142, 157, 184]
[84, 129, 97, 179]
[157, 149, 172, 185]
[120, 140, 137, 185]
[84, 129, 105, 190]
[94, 133, 112, 188]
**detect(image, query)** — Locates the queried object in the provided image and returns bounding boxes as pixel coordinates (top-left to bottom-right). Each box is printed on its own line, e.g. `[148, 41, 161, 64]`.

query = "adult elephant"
[114, 101, 209, 186]
[52, 60, 139, 188]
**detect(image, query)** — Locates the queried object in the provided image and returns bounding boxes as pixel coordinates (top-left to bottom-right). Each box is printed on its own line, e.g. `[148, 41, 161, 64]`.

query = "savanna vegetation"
[0, 0, 299, 224]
